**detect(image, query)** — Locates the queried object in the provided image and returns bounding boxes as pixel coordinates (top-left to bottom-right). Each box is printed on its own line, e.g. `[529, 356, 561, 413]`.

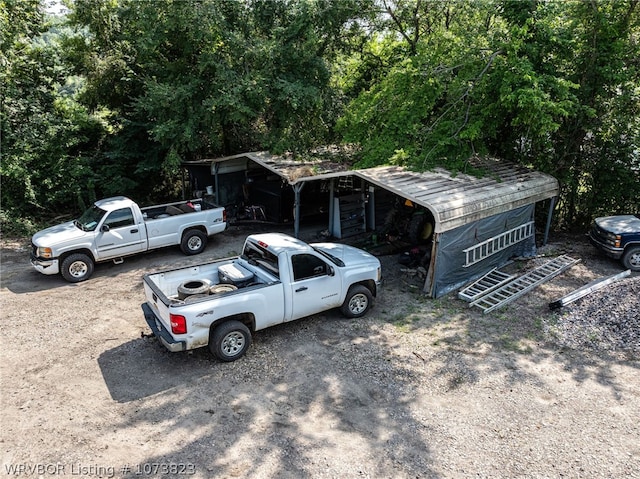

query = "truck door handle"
[131, 229, 138, 233]
[295, 287, 308, 292]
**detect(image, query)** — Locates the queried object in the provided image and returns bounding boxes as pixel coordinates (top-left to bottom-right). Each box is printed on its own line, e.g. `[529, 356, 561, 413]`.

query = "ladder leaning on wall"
[462, 221, 535, 268]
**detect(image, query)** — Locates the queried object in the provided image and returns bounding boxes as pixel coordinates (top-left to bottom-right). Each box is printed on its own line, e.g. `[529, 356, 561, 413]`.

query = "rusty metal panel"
[355, 162, 558, 234]
[188, 152, 559, 236]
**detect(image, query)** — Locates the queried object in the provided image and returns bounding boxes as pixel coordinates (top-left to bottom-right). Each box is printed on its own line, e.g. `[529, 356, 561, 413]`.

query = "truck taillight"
[223, 209, 227, 223]
[170, 314, 187, 334]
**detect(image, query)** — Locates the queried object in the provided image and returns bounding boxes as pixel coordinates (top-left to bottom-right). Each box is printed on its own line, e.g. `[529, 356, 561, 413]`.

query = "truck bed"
[143, 257, 279, 306]
[141, 198, 218, 220]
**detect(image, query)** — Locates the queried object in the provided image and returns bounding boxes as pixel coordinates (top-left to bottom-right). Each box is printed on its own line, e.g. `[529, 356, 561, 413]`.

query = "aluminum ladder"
[462, 221, 534, 267]
[468, 255, 580, 313]
[458, 268, 516, 302]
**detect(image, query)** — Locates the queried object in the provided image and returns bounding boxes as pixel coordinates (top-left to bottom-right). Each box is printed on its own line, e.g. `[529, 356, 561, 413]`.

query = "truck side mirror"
[328, 266, 335, 277]
[101, 224, 110, 232]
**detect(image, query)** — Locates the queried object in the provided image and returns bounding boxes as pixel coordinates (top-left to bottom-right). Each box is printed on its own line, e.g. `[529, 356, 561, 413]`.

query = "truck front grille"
[591, 224, 608, 242]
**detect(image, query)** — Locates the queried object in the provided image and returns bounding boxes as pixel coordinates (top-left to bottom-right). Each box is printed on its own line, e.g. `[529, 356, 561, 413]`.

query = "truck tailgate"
[143, 279, 173, 330]
[142, 302, 186, 352]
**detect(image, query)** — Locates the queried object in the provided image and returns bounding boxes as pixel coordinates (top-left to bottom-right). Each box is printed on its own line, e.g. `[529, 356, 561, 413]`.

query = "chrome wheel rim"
[188, 236, 202, 251]
[221, 331, 245, 357]
[349, 293, 368, 315]
[69, 261, 88, 278]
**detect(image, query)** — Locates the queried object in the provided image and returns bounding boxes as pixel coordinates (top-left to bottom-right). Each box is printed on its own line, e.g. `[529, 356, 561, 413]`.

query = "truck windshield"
[241, 241, 280, 278]
[313, 247, 345, 267]
[75, 205, 107, 232]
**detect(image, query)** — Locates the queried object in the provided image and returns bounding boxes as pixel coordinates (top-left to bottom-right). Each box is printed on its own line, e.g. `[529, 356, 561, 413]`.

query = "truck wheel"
[181, 230, 207, 255]
[340, 285, 373, 318]
[210, 284, 238, 294]
[177, 280, 210, 300]
[622, 246, 640, 272]
[61, 253, 94, 283]
[407, 212, 433, 244]
[210, 320, 252, 362]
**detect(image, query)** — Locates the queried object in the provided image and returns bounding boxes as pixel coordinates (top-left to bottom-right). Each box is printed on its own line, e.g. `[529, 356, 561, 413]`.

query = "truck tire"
[180, 230, 207, 255]
[407, 212, 433, 244]
[177, 280, 210, 300]
[340, 285, 373, 318]
[210, 320, 252, 362]
[210, 284, 238, 295]
[622, 246, 640, 272]
[183, 293, 209, 303]
[61, 253, 94, 283]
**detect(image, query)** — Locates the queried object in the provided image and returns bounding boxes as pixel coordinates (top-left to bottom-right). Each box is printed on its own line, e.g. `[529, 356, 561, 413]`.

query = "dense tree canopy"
[1, 0, 638, 234]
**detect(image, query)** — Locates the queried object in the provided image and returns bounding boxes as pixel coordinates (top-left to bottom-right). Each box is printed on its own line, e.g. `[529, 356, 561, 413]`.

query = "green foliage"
[337, 54, 445, 168]
[66, 0, 366, 163]
[1, 0, 638, 230]
[1, 0, 109, 219]
[336, 0, 639, 225]
[0, 208, 45, 238]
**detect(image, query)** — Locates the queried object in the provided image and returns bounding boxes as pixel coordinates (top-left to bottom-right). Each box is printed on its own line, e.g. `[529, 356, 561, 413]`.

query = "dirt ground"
[1, 225, 638, 479]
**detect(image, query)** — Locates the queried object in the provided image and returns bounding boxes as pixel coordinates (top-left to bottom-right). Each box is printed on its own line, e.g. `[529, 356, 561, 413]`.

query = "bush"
[0, 208, 50, 240]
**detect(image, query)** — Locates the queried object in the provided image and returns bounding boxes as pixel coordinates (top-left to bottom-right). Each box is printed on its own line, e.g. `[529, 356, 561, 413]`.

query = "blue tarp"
[426, 204, 536, 298]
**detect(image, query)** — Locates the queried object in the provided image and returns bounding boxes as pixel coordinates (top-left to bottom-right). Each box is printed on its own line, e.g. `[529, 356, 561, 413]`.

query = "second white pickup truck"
[30, 196, 226, 282]
[142, 233, 382, 361]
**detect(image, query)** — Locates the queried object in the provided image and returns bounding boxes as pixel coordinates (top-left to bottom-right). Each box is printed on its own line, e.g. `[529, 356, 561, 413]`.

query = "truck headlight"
[604, 232, 621, 247]
[614, 235, 621, 248]
[37, 247, 53, 259]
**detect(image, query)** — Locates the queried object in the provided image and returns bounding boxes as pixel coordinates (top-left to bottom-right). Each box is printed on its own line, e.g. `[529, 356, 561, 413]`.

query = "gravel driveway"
[1, 226, 638, 478]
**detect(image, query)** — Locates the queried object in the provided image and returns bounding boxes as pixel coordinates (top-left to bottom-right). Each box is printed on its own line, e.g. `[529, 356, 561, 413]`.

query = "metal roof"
[356, 162, 559, 233]
[202, 149, 354, 184]
[186, 151, 559, 233]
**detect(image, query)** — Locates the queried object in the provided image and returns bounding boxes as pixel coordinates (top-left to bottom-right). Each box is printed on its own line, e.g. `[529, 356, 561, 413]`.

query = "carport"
[184, 153, 559, 298]
[356, 160, 559, 297]
[183, 149, 361, 238]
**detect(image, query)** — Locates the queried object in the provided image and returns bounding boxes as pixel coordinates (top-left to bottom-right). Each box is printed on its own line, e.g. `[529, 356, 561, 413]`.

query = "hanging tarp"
[426, 204, 536, 298]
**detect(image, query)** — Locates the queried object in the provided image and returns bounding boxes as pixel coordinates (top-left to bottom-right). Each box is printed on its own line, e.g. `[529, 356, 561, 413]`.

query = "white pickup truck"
[141, 233, 382, 361]
[30, 196, 226, 282]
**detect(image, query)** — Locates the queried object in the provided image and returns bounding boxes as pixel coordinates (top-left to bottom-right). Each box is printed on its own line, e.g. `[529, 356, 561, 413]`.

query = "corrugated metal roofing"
[356, 162, 559, 232]
[205, 150, 354, 183]
[186, 151, 559, 234]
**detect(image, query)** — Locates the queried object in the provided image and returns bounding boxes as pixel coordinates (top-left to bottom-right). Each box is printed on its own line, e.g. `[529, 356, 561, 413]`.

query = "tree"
[552, 0, 640, 225]
[2, 0, 637, 232]
[337, 0, 504, 171]
[66, 0, 369, 167]
[336, 0, 639, 225]
[1, 0, 107, 226]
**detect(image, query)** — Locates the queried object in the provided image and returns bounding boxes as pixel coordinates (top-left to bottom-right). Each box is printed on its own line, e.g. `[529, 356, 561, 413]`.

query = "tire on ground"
[209, 320, 252, 362]
[61, 253, 95, 283]
[180, 230, 208, 255]
[340, 284, 373, 318]
[621, 246, 640, 272]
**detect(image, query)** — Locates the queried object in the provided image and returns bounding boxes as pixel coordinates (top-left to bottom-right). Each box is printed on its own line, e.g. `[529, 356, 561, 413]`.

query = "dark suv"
[589, 214, 640, 272]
